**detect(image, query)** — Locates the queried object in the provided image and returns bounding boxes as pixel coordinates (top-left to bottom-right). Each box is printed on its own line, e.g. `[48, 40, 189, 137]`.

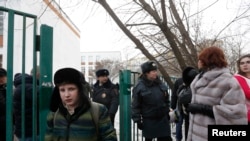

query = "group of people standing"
[0, 46, 249, 141]
[131, 46, 249, 141]
[0, 66, 119, 141]
[0, 66, 41, 141]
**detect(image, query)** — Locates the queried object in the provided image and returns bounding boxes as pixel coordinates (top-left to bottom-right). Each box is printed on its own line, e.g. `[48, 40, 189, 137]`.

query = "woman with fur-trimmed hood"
[45, 68, 117, 141]
[187, 47, 247, 141]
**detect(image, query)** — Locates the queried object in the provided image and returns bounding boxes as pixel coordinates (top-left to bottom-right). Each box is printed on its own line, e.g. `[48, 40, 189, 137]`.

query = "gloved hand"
[187, 103, 201, 114]
[136, 121, 143, 130]
[187, 103, 214, 118]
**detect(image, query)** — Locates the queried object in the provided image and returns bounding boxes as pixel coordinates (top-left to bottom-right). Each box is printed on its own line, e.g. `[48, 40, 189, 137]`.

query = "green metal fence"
[0, 7, 53, 141]
[119, 70, 132, 141]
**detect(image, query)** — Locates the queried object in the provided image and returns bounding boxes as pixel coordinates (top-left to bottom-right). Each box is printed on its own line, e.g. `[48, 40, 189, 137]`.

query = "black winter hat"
[96, 69, 109, 77]
[54, 68, 84, 86]
[50, 68, 88, 112]
[182, 66, 198, 86]
[141, 61, 158, 74]
[0, 68, 7, 77]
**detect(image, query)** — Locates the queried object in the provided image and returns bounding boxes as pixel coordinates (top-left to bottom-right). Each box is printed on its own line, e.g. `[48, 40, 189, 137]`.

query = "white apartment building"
[81, 51, 122, 84]
[0, 0, 81, 75]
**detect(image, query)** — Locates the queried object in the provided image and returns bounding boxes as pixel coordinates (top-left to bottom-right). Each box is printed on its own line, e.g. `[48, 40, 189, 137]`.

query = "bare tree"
[92, 0, 250, 89]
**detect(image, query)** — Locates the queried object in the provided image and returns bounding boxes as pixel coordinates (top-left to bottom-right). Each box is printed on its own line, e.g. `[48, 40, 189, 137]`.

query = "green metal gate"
[0, 7, 53, 141]
[119, 70, 142, 141]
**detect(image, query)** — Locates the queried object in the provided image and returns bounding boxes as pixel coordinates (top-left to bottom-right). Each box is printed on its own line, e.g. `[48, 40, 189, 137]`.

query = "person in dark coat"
[0, 68, 7, 141]
[177, 66, 198, 141]
[132, 60, 172, 141]
[170, 77, 183, 141]
[13, 73, 39, 140]
[92, 69, 119, 126]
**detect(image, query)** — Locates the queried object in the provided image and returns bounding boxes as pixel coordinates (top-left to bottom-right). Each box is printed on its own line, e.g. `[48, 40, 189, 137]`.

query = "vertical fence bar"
[39, 24, 53, 141]
[6, 10, 14, 141]
[32, 17, 38, 141]
[131, 72, 136, 141]
[119, 70, 131, 141]
[20, 15, 27, 141]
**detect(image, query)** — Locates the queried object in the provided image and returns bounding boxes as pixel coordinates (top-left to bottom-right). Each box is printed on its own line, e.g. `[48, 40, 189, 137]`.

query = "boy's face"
[59, 83, 80, 109]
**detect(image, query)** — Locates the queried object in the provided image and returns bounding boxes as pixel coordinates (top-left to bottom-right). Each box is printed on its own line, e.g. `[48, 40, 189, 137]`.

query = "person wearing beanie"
[131, 61, 172, 141]
[0, 68, 7, 141]
[92, 68, 119, 126]
[45, 67, 117, 141]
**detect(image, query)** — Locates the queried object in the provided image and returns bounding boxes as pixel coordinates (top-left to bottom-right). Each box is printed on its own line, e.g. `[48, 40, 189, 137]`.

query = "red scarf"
[234, 75, 250, 99]
[235, 75, 250, 122]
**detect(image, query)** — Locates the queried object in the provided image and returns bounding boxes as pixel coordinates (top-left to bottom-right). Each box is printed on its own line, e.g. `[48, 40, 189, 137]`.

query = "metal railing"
[1, 7, 53, 141]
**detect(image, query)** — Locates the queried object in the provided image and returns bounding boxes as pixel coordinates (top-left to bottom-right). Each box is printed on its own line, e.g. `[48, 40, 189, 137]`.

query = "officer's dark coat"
[92, 79, 119, 115]
[131, 76, 171, 138]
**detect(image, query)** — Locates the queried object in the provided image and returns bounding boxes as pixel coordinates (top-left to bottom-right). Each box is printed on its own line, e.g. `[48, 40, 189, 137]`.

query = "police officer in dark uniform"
[132, 61, 172, 141]
[92, 69, 119, 126]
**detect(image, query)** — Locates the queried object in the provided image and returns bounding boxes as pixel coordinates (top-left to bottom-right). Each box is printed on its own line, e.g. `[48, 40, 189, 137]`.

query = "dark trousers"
[176, 114, 183, 141]
[145, 136, 172, 141]
[183, 114, 189, 141]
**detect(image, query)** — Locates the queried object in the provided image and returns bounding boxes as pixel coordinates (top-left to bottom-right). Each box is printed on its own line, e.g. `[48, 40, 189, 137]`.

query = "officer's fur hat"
[182, 66, 198, 86]
[141, 61, 158, 74]
[95, 69, 109, 77]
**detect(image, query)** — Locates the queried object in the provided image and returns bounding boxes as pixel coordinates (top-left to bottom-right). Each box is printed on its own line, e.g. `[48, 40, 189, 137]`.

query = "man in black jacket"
[92, 69, 119, 126]
[13, 72, 39, 140]
[0, 68, 7, 141]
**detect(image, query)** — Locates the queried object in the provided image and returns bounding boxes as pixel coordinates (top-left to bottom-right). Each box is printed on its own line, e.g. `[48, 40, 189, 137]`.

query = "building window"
[81, 56, 85, 62]
[96, 55, 100, 62]
[81, 67, 85, 73]
[89, 66, 93, 71]
[88, 56, 93, 64]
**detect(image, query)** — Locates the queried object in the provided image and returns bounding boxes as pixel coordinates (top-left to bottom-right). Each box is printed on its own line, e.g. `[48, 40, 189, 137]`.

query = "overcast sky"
[57, 0, 250, 59]
[56, 0, 127, 52]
